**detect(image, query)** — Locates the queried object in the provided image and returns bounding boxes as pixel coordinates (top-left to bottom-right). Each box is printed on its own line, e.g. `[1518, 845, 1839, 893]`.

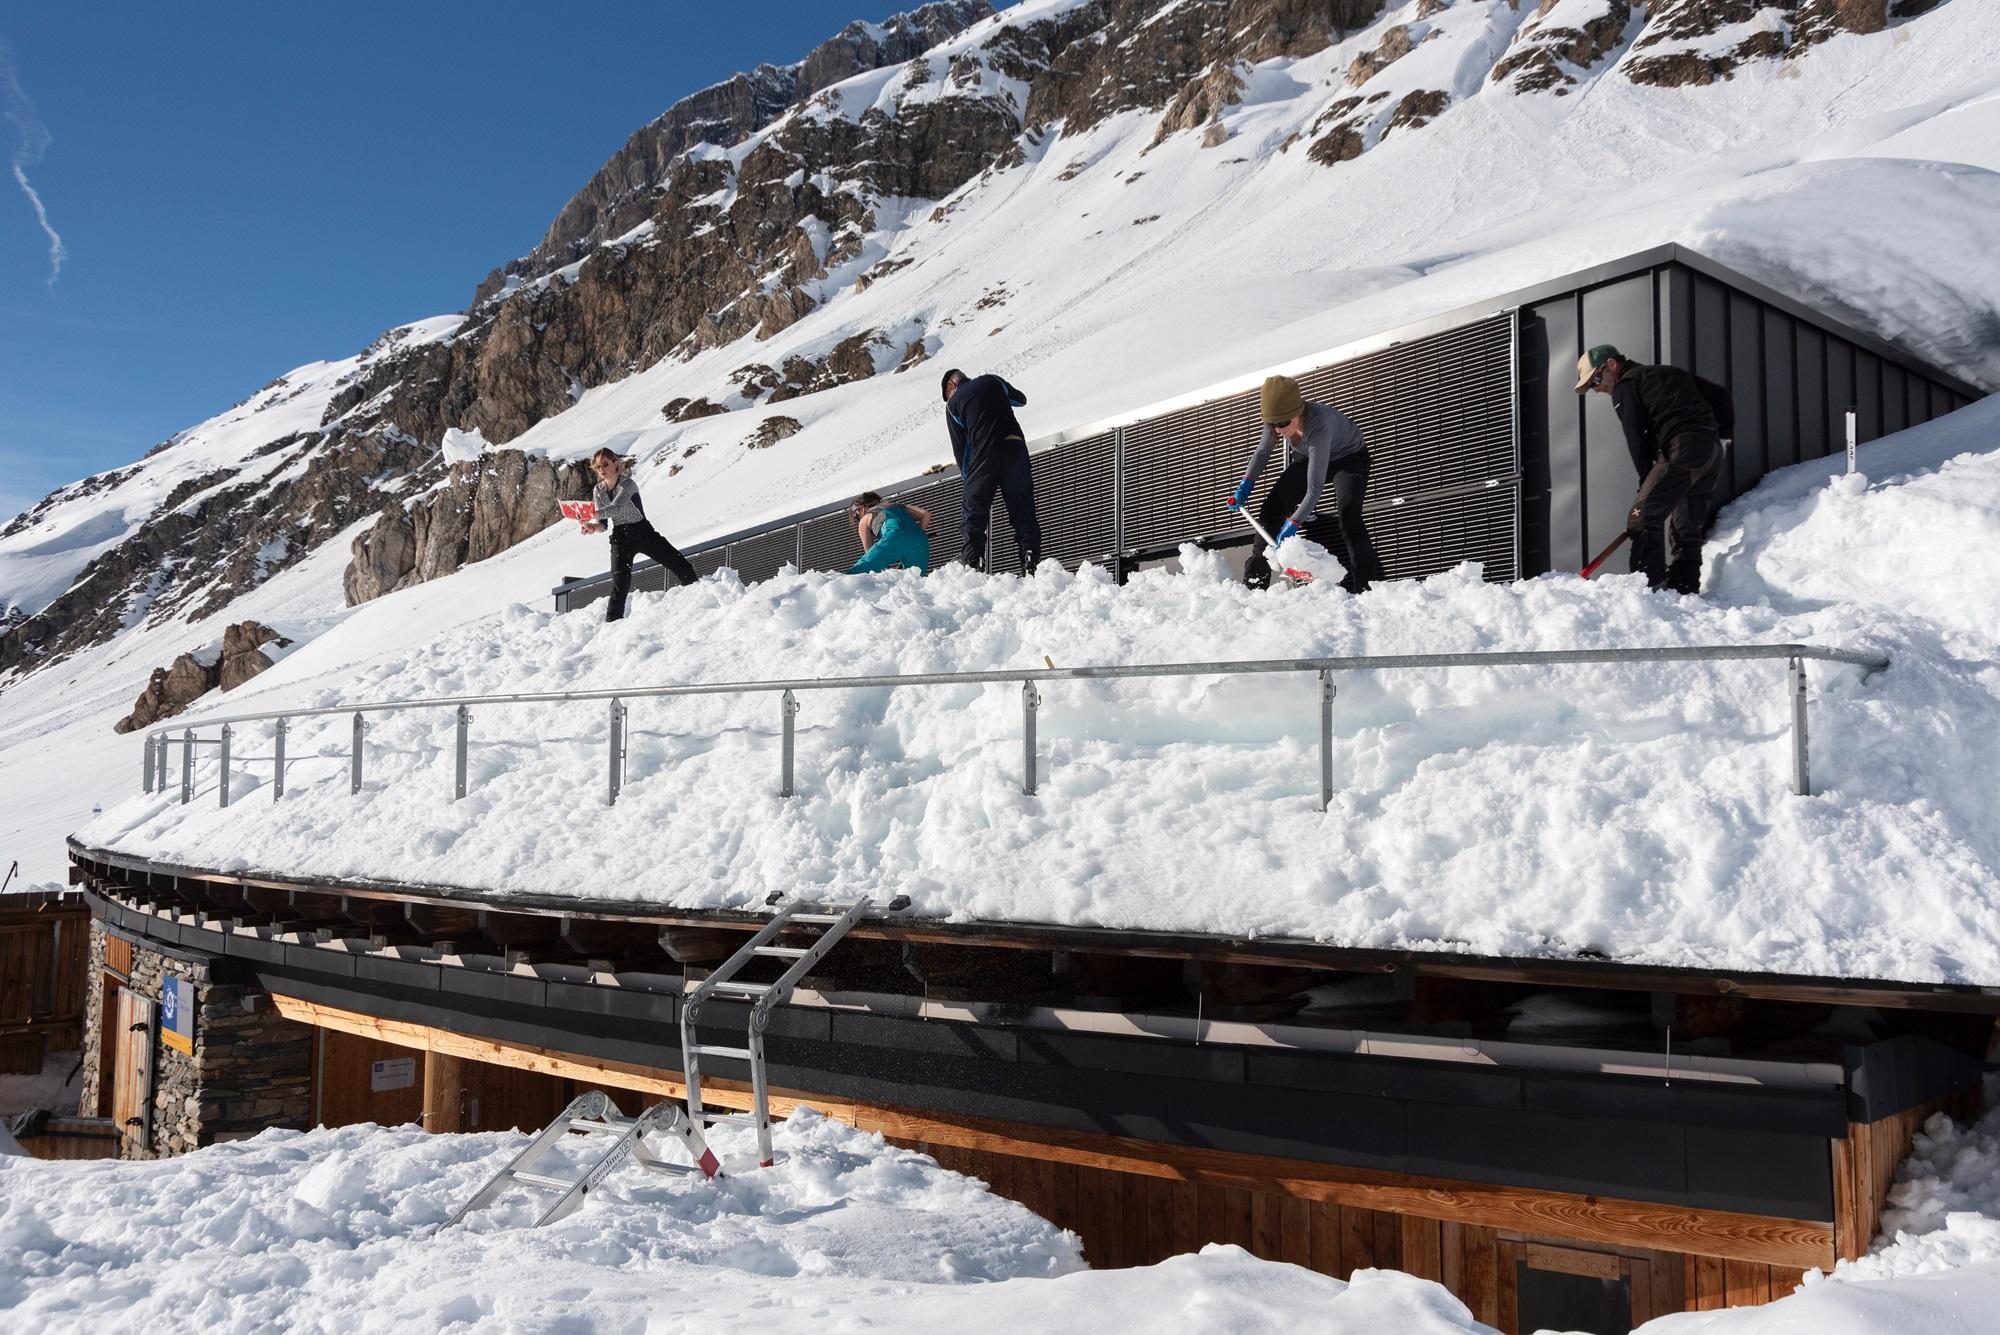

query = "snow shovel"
[1580, 531, 1629, 580]
[1240, 509, 1316, 586]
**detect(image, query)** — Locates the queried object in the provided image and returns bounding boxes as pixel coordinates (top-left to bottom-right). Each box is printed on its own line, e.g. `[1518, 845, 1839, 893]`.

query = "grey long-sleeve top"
[1243, 403, 1366, 526]
[591, 475, 647, 528]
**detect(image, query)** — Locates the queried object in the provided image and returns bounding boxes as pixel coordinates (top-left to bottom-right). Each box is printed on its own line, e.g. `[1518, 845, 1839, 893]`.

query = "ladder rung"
[565, 1121, 626, 1137]
[690, 1043, 752, 1059]
[787, 913, 844, 924]
[753, 946, 809, 957]
[511, 1171, 574, 1191]
[704, 1111, 763, 1126]
[709, 981, 770, 996]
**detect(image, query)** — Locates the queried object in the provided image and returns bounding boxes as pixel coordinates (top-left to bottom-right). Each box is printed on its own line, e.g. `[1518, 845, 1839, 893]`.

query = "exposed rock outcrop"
[343, 451, 593, 606]
[1492, 0, 1633, 93]
[114, 621, 292, 734]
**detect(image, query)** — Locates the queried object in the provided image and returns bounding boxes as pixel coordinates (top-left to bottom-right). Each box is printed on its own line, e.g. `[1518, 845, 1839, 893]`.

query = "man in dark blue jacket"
[942, 368, 1042, 571]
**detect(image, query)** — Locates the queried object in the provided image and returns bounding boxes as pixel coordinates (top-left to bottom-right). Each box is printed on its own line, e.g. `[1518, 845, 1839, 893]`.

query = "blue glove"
[1227, 477, 1254, 510]
[1274, 519, 1299, 546]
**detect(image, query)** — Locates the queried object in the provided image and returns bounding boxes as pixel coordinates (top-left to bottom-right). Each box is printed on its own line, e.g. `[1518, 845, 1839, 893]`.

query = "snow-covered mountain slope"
[67, 395, 2000, 985]
[7, 1082, 2000, 1333]
[6, 3, 1999, 908]
[6, 0, 1996, 687]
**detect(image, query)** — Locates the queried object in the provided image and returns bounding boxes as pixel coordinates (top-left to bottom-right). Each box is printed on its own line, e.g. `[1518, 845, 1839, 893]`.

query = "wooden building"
[68, 841, 1993, 1334]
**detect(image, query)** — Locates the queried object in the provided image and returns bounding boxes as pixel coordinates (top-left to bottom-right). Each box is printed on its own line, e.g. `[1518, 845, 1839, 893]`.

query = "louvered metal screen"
[688, 546, 729, 578]
[899, 473, 964, 569]
[800, 511, 865, 573]
[725, 527, 799, 583]
[988, 431, 1117, 573]
[1119, 312, 1518, 580]
[1348, 479, 1519, 582]
[1119, 386, 1275, 552]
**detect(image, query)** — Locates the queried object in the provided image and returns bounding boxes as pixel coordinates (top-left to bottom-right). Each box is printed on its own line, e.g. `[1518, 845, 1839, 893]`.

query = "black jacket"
[1612, 363, 1732, 474]
[946, 375, 1028, 474]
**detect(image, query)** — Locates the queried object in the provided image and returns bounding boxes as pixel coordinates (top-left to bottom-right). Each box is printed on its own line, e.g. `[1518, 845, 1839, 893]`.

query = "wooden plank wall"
[895, 1137, 1698, 1332]
[1833, 1085, 1983, 1261]
[15, 1117, 121, 1161]
[0, 906, 90, 1067]
[313, 1028, 428, 1130]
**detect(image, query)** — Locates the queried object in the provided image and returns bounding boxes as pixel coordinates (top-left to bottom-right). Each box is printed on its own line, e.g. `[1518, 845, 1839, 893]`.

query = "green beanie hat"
[1574, 345, 1622, 392]
[1260, 375, 1304, 425]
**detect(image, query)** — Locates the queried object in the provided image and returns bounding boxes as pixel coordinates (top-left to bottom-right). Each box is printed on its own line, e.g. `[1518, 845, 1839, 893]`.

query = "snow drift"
[78, 396, 2000, 986]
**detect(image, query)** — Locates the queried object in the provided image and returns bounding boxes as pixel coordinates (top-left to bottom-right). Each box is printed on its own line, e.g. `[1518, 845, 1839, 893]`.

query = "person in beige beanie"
[1226, 375, 1383, 592]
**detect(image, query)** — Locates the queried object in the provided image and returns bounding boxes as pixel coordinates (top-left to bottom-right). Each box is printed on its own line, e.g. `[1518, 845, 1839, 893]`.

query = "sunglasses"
[1586, 365, 1609, 390]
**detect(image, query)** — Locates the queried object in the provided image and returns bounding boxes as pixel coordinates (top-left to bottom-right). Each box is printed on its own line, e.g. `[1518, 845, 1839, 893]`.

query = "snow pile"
[1643, 1081, 2000, 1333]
[0, 1108, 1506, 1335]
[77, 398, 2000, 984]
[11, 1095, 2000, 1333]
[0, 1109, 1086, 1332]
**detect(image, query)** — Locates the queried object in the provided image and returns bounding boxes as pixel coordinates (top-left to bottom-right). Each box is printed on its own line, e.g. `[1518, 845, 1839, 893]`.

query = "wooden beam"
[269, 991, 1836, 1270]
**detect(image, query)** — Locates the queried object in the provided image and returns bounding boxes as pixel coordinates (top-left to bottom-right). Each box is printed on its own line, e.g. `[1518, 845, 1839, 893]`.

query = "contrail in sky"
[0, 39, 66, 288]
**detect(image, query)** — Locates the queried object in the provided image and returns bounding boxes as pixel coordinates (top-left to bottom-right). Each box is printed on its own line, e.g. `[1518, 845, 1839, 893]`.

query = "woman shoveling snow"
[1227, 374, 1384, 594]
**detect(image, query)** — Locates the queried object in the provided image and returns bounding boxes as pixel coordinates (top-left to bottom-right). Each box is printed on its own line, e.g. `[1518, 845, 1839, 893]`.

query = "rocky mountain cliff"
[0, 0, 1955, 697]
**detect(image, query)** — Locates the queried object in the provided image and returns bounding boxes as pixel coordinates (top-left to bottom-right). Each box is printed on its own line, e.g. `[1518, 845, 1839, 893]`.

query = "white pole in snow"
[1845, 407, 1858, 475]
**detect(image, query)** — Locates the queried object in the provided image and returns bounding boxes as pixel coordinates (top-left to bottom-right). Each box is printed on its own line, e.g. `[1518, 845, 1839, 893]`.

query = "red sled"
[560, 500, 598, 524]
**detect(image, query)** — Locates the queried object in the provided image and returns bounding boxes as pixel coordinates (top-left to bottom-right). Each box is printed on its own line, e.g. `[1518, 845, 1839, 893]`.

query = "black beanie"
[941, 369, 966, 401]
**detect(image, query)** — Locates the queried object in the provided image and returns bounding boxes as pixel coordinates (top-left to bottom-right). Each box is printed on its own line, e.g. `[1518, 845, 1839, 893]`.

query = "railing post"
[1319, 670, 1336, 812]
[780, 690, 799, 797]
[607, 698, 626, 806]
[142, 735, 156, 794]
[1789, 657, 1810, 796]
[273, 717, 287, 802]
[218, 724, 232, 808]
[180, 729, 194, 806]
[1022, 681, 1041, 796]
[453, 704, 470, 801]
[350, 712, 364, 795]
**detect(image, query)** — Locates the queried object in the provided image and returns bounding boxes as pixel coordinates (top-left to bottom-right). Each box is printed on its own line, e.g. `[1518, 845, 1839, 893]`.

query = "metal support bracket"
[780, 689, 799, 797]
[607, 698, 627, 806]
[454, 704, 471, 801]
[1318, 670, 1337, 812]
[180, 729, 194, 806]
[1789, 657, 1810, 796]
[1022, 681, 1041, 796]
[350, 712, 365, 795]
[273, 717, 287, 802]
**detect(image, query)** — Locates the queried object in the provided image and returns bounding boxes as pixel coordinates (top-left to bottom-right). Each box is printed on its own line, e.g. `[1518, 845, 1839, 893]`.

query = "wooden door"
[110, 987, 153, 1153]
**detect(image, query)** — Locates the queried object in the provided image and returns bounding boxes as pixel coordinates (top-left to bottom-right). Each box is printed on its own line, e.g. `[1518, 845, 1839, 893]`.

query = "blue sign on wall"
[161, 974, 195, 1055]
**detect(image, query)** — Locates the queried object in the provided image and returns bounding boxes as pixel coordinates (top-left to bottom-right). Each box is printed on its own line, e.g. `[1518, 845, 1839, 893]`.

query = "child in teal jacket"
[847, 492, 933, 573]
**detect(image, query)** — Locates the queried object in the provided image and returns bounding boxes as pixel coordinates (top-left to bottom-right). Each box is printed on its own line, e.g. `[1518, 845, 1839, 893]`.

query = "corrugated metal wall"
[1524, 261, 1974, 575]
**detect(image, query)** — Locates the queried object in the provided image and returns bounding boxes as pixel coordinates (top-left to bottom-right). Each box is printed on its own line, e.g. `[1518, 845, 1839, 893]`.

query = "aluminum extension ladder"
[681, 896, 873, 1167]
[443, 1090, 718, 1229]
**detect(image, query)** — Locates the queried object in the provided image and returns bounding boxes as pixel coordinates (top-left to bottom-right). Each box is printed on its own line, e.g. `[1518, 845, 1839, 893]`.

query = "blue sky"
[0, 2, 926, 525]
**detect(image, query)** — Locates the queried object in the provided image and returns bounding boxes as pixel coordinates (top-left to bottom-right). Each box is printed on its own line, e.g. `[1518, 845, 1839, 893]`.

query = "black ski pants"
[1246, 450, 1384, 594]
[960, 442, 1042, 571]
[606, 520, 698, 622]
[1627, 431, 1723, 594]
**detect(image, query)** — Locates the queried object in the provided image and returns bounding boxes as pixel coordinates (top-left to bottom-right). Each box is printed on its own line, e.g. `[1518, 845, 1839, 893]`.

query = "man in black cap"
[1576, 345, 1731, 595]
[941, 368, 1041, 571]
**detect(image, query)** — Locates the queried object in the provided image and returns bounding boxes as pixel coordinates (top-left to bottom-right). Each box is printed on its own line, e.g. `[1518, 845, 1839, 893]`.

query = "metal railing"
[140, 644, 1887, 815]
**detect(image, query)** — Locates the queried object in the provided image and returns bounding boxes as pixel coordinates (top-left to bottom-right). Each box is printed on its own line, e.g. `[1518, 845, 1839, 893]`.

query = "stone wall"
[78, 921, 314, 1159]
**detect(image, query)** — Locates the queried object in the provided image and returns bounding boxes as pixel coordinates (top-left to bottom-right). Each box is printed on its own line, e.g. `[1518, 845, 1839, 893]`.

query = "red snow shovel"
[1240, 509, 1316, 585]
[1580, 532, 1629, 580]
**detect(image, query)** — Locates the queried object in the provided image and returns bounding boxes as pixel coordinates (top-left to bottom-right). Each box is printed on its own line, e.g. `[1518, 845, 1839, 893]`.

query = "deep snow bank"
[80, 399, 2000, 984]
[9, 1089, 2000, 1333]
